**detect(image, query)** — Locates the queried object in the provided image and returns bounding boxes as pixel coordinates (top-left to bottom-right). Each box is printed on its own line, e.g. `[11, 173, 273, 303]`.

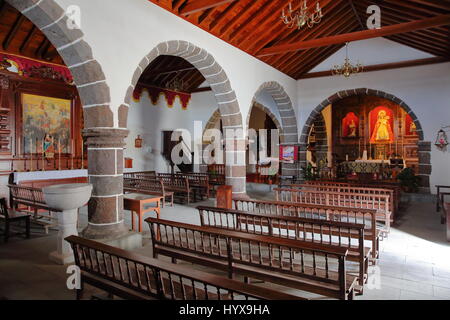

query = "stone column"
[81, 128, 129, 240]
[224, 131, 248, 199]
[418, 141, 432, 194]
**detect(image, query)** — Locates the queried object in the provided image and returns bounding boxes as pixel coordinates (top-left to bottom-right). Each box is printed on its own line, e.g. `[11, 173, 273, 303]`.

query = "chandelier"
[281, 1, 323, 30]
[331, 42, 364, 78]
[165, 73, 186, 92]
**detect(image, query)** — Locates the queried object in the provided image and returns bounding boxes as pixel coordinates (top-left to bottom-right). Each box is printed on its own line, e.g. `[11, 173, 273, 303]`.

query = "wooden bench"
[124, 177, 174, 207]
[232, 198, 380, 260]
[176, 173, 210, 201]
[8, 184, 60, 233]
[146, 218, 358, 300]
[294, 183, 396, 220]
[303, 180, 400, 216]
[158, 173, 192, 204]
[65, 235, 299, 300]
[0, 198, 31, 243]
[436, 185, 450, 220]
[197, 206, 369, 290]
[274, 187, 391, 235]
[207, 164, 226, 191]
[124, 171, 157, 180]
[440, 192, 450, 241]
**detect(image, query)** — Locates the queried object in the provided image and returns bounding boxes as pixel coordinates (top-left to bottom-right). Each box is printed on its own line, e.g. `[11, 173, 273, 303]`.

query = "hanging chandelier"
[281, 1, 323, 30]
[331, 42, 363, 78]
[165, 72, 186, 92]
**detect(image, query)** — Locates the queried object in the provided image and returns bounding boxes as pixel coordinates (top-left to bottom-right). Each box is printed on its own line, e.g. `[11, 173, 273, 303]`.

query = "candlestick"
[58, 138, 61, 170]
[41, 138, 45, 171]
[30, 138, 33, 172]
[81, 138, 84, 169]
[71, 139, 74, 170]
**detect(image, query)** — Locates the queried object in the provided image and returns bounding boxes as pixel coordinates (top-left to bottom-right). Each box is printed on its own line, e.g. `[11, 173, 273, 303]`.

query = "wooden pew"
[197, 206, 369, 290]
[232, 198, 380, 260]
[123, 171, 157, 180]
[146, 218, 358, 300]
[176, 173, 210, 201]
[124, 177, 174, 207]
[274, 187, 391, 235]
[8, 184, 60, 233]
[437, 185, 450, 218]
[292, 183, 396, 221]
[207, 164, 226, 190]
[157, 173, 191, 204]
[303, 180, 400, 215]
[65, 235, 299, 300]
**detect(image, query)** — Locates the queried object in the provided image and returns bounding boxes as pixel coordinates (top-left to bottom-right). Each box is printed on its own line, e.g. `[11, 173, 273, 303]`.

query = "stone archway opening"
[6, 0, 129, 240]
[122, 41, 246, 197]
[252, 82, 299, 177]
[299, 88, 431, 193]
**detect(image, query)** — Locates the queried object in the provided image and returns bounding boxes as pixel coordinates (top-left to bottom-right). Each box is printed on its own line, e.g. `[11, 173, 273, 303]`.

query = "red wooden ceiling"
[149, 0, 450, 80]
[0, 1, 64, 64]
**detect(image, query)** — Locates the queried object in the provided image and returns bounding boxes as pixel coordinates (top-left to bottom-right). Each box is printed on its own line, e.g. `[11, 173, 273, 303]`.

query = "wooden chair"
[0, 198, 31, 243]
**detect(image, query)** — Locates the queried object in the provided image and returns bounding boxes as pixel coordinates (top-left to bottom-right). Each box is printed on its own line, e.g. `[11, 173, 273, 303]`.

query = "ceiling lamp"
[331, 42, 364, 78]
[281, 1, 323, 30]
[165, 72, 186, 92]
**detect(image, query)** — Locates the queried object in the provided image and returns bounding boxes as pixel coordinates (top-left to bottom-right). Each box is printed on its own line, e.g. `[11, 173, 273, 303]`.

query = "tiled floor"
[1, 184, 450, 300]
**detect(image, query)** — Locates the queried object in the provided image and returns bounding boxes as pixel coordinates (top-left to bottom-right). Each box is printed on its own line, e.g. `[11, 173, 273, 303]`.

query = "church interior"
[0, 0, 450, 303]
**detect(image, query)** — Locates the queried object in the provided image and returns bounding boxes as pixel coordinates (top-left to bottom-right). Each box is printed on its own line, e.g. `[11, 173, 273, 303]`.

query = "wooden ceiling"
[150, 0, 450, 80]
[0, 1, 64, 64]
[139, 55, 207, 93]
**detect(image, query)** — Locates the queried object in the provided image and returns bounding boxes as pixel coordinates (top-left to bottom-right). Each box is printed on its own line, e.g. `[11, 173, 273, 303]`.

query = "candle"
[71, 139, 74, 170]
[41, 138, 45, 171]
[81, 138, 84, 169]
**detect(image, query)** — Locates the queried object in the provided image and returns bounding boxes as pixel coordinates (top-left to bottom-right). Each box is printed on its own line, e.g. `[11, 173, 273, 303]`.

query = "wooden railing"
[66, 235, 298, 300]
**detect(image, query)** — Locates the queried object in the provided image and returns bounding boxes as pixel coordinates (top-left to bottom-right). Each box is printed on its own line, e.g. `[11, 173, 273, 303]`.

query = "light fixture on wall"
[331, 42, 364, 78]
[135, 135, 143, 148]
[435, 126, 449, 151]
[165, 72, 187, 92]
[281, 1, 323, 30]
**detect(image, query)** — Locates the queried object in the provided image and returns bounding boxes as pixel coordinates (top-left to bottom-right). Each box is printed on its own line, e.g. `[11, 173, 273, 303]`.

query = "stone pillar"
[418, 141, 432, 194]
[81, 128, 129, 240]
[224, 131, 248, 199]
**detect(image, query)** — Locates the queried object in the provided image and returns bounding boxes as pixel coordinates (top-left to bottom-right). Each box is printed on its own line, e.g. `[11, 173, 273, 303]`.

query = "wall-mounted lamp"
[135, 135, 143, 148]
[435, 127, 449, 151]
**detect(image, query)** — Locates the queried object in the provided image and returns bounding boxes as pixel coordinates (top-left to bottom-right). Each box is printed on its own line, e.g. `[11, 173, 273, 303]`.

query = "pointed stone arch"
[299, 88, 431, 193]
[122, 41, 246, 195]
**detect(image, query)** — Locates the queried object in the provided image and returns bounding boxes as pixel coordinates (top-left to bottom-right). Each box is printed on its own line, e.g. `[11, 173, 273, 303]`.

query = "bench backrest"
[197, 206, 365, 252]
[232, 198, 377, 235]
[124, 177, 164, 194]
[65, 235, 297, 300]
[18, 177, 88, 189]
[274, 187, 391, 215]
[175, 173, 209, 187]
[158, 174, 190, 190]
[146, 217, 348, 292]
[124, 171, 157, 180]
[292, 183, 395, 212]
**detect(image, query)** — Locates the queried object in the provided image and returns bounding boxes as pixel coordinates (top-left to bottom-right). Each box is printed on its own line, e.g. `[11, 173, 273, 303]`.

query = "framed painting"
[369, 106, 395, 144]
[22, 93, 72, 156]
[342, 112, 359, 138]
[280, 146, 298, 164]
[404, 114, 418, 137]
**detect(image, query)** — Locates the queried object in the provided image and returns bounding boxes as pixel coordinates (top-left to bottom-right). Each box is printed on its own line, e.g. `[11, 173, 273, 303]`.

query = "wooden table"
[123, 193, 163, 232]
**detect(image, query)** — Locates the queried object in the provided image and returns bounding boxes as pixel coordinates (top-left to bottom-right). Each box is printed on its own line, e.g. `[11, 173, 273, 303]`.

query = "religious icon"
[43, 133, 55, 158]
[370, 107, 394, 144]
[342, 112, 359, 138]
[405, 114, 417, 136]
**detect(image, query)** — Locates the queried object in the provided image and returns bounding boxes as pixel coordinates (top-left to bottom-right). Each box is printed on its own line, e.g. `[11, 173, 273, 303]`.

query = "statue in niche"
[370, 109, 394, 143]
[342, 112, 359, 138]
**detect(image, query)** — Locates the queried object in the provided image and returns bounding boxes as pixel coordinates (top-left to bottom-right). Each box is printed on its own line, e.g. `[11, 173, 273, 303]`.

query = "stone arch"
[253, 82, 298, 176]
[299, 88, 431, 193]
[246, 101, 284, 139]
[123, 41, 246, 195]
[7, 0, 129, 240]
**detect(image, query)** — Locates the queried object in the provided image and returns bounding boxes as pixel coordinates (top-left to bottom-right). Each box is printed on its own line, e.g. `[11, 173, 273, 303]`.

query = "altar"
[343, 160, 390, 174]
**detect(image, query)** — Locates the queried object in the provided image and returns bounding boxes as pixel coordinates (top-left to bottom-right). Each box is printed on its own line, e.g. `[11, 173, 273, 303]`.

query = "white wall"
[254, 90, 281, 123]
[54, 0, 298, 130]
[124, 90, 219, 173]
[297, 62, 450, 193]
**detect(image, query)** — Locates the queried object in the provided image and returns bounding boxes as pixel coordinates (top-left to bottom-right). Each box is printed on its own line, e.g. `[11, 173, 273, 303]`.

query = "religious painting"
[280, 146, 298, 164]
[405, 114, 418, 136]
[341, 112, 359, 138]
[369, 106, 394, 144]
[22, 93, 72, 155]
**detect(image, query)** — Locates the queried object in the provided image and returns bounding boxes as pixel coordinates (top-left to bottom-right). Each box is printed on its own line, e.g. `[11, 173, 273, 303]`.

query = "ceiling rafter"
[179, 0, 237, 16]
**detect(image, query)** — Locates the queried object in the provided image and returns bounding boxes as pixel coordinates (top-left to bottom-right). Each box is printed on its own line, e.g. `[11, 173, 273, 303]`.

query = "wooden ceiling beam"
[3, 14, 26, 50]
[293, 44, 344, 78]
[257, 14, 450, 57]
[19, 25, 36, 53]
[180, 0, 237, 16]
[400, 0, 450, 12]
[298, 56, 450, 79]
[218, 0, 254, 37]
[191, 86, 212, 93]
[208, 1, 239, 32]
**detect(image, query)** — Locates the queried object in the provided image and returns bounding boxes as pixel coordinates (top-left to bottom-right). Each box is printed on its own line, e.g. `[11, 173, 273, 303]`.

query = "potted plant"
[397, 167, 421, 193]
